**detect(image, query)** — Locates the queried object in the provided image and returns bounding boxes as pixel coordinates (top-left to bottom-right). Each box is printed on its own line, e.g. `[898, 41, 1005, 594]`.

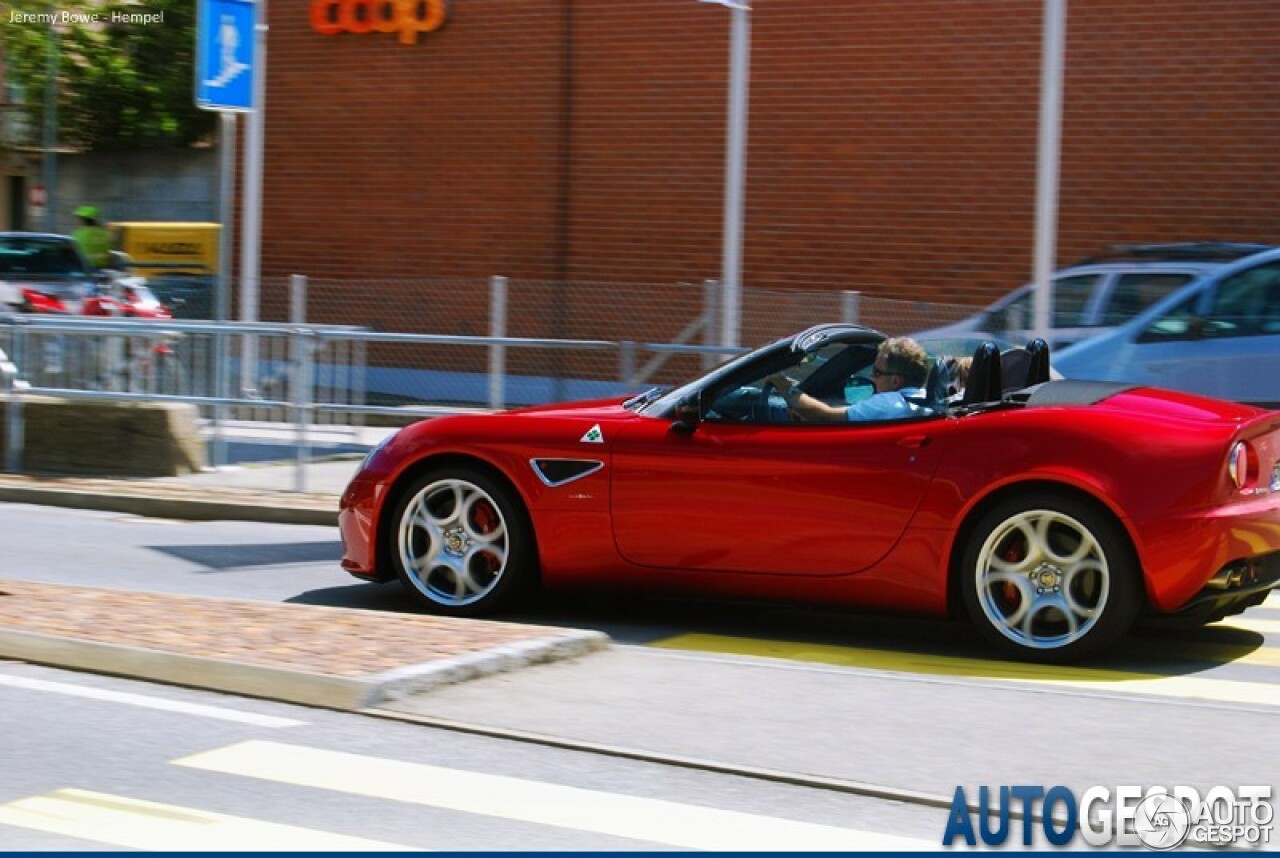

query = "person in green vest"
[71, 205, 113, 269]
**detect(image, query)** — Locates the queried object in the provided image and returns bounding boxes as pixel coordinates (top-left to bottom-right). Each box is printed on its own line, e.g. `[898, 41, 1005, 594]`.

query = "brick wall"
[260, 0, 1280, 329]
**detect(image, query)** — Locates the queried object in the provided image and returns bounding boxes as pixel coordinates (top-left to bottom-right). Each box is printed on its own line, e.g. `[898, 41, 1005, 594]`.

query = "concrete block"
[0, 395, 205, 476]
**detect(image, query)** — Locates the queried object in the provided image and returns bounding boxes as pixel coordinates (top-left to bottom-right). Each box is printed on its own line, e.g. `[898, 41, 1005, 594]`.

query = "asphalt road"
[2, 503, 1279, 849]
[0, 662, 943, 850]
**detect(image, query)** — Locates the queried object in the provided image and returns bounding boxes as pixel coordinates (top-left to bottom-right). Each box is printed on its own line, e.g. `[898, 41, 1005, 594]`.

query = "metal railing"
[0, 313, 752, 490]
[1, 275, 984, 490]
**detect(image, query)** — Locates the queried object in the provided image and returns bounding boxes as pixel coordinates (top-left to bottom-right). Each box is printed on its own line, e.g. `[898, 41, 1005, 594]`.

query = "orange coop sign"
[310, 0, 448, 44]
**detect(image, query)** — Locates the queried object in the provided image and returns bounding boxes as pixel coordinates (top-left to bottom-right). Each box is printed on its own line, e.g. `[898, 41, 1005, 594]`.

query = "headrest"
[1024, 338, 1051, 386]
[909, 357, 950, 414]
[961, 341, 1003, 406]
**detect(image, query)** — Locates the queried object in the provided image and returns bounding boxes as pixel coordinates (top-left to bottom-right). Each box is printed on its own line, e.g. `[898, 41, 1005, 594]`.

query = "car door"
[610, 418, 944, 575]
[610, 337, 948, 576]
[1129, 260, 1280, 404]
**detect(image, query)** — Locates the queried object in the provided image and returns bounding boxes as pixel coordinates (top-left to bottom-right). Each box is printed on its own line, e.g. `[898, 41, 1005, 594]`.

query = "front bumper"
[338, 474, 387, 581]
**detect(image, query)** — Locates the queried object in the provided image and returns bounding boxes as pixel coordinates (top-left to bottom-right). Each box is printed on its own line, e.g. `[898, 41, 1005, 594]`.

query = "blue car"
[913, 242, 1271, 350]
[1054, 247, 1280, 406]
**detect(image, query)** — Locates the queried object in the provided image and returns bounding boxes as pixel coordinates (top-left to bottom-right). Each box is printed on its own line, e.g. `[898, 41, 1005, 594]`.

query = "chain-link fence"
[264, 275, 977, 408]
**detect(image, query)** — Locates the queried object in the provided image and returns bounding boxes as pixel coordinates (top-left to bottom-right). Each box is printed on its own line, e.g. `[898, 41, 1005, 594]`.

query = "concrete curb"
[360, 630, 611, 707]
[0, 484, 336, 526]
[0, 626, 611, 711]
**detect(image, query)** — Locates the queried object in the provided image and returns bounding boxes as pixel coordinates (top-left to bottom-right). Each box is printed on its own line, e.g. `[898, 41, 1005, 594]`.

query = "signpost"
[196, 0, 260, 466]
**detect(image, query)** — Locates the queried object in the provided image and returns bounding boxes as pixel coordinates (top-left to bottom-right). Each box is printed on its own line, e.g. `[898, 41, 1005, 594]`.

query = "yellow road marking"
[177, 741, 934, 851]
[653, 634, 1280, 707]
[0, 789, 412, 851]
[1215, 616, 1280, 636]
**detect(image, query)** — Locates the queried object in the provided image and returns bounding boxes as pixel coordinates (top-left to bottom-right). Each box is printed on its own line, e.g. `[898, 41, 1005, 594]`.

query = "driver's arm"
[785, 390, 847, 423]
[764, 373, 847, 423]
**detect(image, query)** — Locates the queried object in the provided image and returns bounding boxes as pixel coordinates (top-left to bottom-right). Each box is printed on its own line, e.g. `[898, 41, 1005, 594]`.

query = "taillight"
[1228, 441, 1259, 491]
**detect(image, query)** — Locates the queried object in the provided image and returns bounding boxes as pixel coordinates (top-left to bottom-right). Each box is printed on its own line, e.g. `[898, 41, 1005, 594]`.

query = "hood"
[503, 397, 635, 420]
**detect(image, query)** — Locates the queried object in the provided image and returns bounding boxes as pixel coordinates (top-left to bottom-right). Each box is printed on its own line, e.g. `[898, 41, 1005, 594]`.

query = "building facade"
[259, 0, 1279, 334]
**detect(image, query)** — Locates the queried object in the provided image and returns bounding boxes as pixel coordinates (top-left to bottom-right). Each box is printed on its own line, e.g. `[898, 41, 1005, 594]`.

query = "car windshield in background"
[0, 237, 92, 279]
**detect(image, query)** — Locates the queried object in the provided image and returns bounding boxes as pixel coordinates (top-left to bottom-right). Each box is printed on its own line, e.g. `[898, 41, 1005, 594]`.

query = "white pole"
[719, 2, 751, 350]
[211, 111, 236, 468]
[291, 273, 308, 492]
[217, 113, 236, 324]
[488, 275, 508, 409]
[1032, 0, 1066, 346]
[239, 0, 267, 395]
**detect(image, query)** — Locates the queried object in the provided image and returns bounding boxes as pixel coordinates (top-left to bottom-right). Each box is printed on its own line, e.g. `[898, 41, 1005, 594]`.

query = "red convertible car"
[339, 324, 1280, 661]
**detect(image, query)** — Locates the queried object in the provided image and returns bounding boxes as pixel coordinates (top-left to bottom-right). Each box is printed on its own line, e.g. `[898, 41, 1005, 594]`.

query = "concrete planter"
[0, 395, 205, 477]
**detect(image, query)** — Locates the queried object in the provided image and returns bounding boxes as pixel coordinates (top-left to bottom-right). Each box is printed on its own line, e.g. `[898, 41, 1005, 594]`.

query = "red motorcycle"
[17, 280, 184, 393]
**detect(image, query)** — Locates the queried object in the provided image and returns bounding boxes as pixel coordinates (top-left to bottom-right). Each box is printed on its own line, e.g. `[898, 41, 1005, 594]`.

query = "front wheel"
[960, 493, 1141, 662]
[388, 466, 537, 616]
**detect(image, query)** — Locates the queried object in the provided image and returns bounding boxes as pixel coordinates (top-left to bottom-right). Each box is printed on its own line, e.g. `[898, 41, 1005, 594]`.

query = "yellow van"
[110, 222, 221, 275]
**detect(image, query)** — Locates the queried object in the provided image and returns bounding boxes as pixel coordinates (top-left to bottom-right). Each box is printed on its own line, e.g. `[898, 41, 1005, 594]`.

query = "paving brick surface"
[0, 579, 574, 677]
[0, 472, 609, 707]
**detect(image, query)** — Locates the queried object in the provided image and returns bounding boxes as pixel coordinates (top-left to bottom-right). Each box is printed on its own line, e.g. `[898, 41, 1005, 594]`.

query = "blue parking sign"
[195, 0, 256, 111]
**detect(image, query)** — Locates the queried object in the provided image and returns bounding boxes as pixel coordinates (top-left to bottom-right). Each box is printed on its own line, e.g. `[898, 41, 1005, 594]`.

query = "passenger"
[946, 355, 972, 402]
[769, 336, 932, 423]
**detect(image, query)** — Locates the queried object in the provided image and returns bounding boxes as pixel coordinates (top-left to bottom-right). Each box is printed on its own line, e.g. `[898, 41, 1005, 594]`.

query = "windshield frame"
[643, 325, 887, 418]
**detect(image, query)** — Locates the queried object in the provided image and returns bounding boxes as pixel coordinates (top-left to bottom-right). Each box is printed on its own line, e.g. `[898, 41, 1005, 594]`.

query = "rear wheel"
[961, 492, 1141, 662]
[389, 466, 536, 616]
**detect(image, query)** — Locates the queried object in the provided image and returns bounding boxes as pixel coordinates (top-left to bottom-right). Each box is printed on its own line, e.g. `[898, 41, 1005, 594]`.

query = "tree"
[2, 0, 216, 151]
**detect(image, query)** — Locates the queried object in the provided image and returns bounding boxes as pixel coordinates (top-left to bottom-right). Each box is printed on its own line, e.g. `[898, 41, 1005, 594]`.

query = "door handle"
[897, 434, 931, 449]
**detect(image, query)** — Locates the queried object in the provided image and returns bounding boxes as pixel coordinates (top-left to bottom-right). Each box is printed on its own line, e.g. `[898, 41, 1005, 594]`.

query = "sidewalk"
[0, 458, 357, 525]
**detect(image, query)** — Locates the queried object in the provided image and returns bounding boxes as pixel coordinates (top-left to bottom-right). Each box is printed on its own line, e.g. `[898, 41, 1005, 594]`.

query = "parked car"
[915, 242, 1275, 350]
[338, 323, 1280, 663]
[1055, 247, 1280, 407]
[0, 232, 101, 312]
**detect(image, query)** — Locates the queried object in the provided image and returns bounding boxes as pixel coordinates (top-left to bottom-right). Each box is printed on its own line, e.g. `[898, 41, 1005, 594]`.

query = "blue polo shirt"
[846, 387, 927, 421]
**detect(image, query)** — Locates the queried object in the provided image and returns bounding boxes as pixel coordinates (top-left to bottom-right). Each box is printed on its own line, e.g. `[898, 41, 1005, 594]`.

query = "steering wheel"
[759, 375, 796, 422]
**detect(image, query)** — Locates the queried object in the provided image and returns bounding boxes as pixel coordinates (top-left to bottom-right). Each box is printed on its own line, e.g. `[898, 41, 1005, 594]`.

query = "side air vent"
[530, 459, 604, 487]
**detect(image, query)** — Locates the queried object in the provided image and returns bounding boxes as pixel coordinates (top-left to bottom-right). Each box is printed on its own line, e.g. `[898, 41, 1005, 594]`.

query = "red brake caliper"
[1001, 539, 1024, 604]
[471, 501, 501, 572]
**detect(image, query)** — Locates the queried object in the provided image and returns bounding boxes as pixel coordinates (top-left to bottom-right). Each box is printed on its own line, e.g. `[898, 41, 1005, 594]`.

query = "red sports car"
[339, 324, 1280, 661]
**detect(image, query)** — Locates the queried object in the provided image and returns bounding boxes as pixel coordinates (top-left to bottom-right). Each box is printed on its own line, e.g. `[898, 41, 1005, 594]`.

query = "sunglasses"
[871, 366, 900, 378]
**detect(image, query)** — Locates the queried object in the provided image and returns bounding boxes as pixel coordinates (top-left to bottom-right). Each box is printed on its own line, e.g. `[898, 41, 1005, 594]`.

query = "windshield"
[642, 344, 768, 414]
[123, 283, 163, 309]
[0, 236, 92, 280]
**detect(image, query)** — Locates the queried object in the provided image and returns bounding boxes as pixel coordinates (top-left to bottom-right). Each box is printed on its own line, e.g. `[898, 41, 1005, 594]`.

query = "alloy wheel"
[973, 508, 1111, 650]
[397, 478, 509, 607]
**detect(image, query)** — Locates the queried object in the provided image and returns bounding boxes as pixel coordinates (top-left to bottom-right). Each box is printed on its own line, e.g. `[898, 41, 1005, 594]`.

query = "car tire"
[960, 492, 1141, 662]
[388, 466, 537, 616]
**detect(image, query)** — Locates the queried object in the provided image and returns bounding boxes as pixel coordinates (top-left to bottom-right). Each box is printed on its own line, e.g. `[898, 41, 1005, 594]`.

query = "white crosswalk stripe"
[0, 789, 412, 851]
[0, 673, 305, 727]
[176, 740, 936, 851]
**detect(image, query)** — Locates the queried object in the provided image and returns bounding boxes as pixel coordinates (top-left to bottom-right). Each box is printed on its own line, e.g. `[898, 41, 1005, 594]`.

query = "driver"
[769, 336, 931, 423]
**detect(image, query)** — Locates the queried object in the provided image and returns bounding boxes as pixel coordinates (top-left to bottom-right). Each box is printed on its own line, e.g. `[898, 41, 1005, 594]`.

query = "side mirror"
[671, 395, 702, 432]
